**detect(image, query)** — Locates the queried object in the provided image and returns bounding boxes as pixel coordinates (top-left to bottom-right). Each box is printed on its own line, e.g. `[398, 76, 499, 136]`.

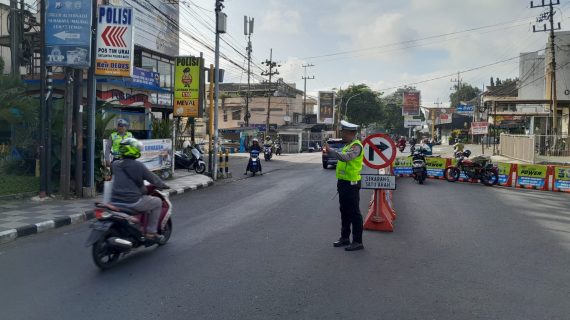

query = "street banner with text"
[471, 122, 489, 135]
[402, 91, 421, 116]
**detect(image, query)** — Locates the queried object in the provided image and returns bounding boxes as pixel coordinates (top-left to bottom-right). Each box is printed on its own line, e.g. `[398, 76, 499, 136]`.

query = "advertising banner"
[426, 157, 448, 178]
[393, 157, 412, 176]
[498, 162, 516, 186]
[45, 0, 92, 68]
[138, 139, 173, 172]
[402, 91, 421, 116]
[451, 158, 475, 182]
[95, 6, 135, 77]
[471, 122, 489, 135]
[516, 164, 548, 190]
[318, 91, 335, 124]
[174, 56, 204, 117]
[132, 67, 160, 87]
[553, 166, 570, 192]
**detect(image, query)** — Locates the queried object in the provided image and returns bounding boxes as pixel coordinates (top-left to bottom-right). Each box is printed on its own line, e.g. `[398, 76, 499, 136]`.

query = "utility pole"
[84, 0, 97, 197]
[39, 0, 47, 197]
[531, 0, 561, 135]
[244, 16, 254, 127]
[214, 0, 226, 180]
[60, 68, 74, 199]
[9, 0, 20, 76]
[432, 99, 442, 142]
[261, 49, 280, 137]
[302, 63, 315, 120]
[450, 71, 462, 107]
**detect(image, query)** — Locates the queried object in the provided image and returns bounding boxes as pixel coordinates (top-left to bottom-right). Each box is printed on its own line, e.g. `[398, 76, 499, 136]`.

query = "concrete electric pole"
[531, 0, 561, 135]
[214, 0, 227, 180]
[302, 63, 315, 120]
[261, 49, 280, 137]
[244, 15, 254, 127]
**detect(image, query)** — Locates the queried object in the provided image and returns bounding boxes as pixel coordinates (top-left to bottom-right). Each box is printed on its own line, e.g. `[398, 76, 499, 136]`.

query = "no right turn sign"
[362, 134, 397, 169]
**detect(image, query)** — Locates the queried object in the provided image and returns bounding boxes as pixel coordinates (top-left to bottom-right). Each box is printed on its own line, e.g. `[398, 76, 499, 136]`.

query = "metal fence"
[500, 134, 570, 164]
[499, 134, 535, 163]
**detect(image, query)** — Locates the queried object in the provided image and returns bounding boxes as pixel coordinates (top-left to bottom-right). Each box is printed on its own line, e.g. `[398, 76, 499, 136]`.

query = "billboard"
[402, 91, 421, 116]
[95, 6, 135, 77]
[456, 103, 475, 115]
[120, 0, 179, 57]
[45, 0, 92, 68]
[471, 122, 489, 135]
[174, 56, 204, 117]
[318, 91, 335, 124]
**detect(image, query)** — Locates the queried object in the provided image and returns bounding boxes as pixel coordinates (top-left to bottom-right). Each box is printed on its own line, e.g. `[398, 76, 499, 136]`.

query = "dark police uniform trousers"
[337, 180, 363, 243]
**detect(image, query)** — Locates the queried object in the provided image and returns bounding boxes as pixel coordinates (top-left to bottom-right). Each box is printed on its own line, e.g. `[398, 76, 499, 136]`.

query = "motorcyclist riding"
[245, 138, 262, 175]
[397, 136, 406, 149]
[110, 138, 169, 240]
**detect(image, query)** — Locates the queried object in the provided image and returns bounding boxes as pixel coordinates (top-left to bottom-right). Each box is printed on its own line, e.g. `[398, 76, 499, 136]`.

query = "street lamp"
[344, 92, 363, 120]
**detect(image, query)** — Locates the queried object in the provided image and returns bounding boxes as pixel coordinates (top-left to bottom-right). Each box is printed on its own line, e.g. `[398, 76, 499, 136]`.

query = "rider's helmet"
[252, 138, 259, 144]
[119, 138, 143, 159]
[463, 150, 471, 158]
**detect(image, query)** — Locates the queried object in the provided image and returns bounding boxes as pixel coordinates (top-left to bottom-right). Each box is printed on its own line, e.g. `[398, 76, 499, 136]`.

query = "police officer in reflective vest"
[324, 120, 365, 251]
[110, 119, 133, 161]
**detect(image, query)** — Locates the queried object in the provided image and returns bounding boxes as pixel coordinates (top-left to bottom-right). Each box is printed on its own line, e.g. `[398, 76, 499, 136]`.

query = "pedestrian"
[110, 119, 133, 163]
[324, 120, 365, 251]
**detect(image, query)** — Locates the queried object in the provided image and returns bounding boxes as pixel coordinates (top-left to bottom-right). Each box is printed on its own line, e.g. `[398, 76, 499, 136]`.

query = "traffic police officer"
[110, 119, 133, 161]
[324, 120, 365, 251]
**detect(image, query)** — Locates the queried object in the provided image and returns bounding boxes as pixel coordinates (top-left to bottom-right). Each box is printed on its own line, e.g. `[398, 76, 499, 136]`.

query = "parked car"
[322, 138, 346, 169]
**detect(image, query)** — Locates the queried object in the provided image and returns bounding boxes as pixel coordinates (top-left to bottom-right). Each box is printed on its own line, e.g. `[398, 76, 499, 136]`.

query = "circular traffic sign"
[362, 134, 397, 169]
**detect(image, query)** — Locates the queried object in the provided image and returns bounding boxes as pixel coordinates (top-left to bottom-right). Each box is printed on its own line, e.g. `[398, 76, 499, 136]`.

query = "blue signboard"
[45, 0, 92, 68]
[131, 68, 160, 87]
[456, 103, 474, 115]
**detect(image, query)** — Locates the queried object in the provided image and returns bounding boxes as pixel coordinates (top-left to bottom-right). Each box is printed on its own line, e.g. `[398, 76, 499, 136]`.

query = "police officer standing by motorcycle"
[110, 119, 133, 162]
[324, 120, 365, 251]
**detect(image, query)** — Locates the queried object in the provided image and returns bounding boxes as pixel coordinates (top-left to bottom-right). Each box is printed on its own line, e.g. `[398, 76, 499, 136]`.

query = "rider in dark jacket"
[245, 138, 262, 174]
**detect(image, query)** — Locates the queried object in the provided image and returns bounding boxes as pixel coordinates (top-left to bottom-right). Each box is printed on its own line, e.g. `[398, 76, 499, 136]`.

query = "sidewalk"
[432, 144, 529, 164]
[0, 171, 213, 245]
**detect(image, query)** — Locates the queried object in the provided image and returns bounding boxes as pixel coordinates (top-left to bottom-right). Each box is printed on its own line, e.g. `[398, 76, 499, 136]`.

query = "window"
[223, 111, 228, 122]
[232, 110, 241, 120]
[142, 56, 157, 72]
[158, 60, 172, 89]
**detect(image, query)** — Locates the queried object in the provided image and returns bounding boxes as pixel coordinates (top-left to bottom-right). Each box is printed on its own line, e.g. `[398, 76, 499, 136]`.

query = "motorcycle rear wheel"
[195, 163, 206, 174]
[92, 229, 121, 270]
[445, 167, 460, 182]
[480, 170, 499, 186]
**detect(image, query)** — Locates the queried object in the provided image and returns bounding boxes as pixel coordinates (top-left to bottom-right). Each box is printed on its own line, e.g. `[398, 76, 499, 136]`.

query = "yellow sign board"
[174, 56, 203, 117]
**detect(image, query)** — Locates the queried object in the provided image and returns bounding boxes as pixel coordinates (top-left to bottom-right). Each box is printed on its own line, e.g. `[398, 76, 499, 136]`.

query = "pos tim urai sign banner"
[174, 56, 204, 117]
[318, 91, 335, 124]
[95, 6, 134, 77]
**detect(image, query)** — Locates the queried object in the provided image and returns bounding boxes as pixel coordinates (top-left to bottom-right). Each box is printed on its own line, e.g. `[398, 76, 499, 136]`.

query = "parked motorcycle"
[274, 142, 282, 156]
[263, 144, 273, 161]
[410, 148, 427, 184]
[175, 144, 206, 174]
[86, 184, 173, 270]
[444, 150, 498, 186]
[247, 149, 261, 176]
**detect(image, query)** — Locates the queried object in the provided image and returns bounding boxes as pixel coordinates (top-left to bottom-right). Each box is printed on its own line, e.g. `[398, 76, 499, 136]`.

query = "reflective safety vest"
[336, 140, 364, 182]
[111, 131, 133, 156]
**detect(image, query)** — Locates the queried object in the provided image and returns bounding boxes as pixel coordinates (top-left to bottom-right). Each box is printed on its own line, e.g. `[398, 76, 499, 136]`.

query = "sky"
[183, 0, 570, 108]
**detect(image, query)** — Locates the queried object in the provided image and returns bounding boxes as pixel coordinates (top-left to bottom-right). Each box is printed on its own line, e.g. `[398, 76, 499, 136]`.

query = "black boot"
[345, 242, 364, 251]
[333, 238, 350, 247]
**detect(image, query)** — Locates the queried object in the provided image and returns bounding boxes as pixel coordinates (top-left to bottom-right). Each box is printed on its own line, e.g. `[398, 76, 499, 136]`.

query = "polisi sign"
[174, 56, 204, 117]
[96, 6, 134, 77]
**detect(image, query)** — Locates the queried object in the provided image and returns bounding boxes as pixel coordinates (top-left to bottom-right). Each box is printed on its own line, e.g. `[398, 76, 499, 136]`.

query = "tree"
[449, 83, 481, 109]
[336, 84, 383, 128]
[379, 86, 417, 135]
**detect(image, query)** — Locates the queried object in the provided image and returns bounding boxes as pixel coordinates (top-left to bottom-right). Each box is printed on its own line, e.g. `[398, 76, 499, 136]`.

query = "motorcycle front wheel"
[480, 169, 499, 186]
[92, 229, 121, 270]
[444, 167, 460, 182]
[195, 163, 206, 174]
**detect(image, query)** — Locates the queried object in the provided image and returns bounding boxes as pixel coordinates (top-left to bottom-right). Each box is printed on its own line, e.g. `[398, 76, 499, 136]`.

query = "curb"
[0, 180, 214, 246]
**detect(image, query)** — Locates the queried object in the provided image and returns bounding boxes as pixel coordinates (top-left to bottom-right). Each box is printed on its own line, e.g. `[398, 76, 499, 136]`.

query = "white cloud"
[259, 2, 302, 35]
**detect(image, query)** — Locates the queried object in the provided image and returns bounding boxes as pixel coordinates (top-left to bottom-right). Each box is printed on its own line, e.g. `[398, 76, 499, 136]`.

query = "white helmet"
[252, 138, 259, 143]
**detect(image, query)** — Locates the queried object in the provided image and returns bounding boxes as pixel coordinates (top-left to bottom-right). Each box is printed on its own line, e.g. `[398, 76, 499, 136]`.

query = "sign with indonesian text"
[471, 122, 489, 135]
[174, 56, 203, 117]
[95, 6, 134, 77]
[361, 174, 396, 190]
[402, 91, 421, 116]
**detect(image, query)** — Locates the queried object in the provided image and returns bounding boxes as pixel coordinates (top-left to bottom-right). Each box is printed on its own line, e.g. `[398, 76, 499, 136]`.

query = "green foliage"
[0, 175, 40, 196]
[94, 107, 116, 189]
[380, 86, 417, 135]
[337, 84, 383, 127]
[152, 118, 173, 139]
[449, 83, 481, 109]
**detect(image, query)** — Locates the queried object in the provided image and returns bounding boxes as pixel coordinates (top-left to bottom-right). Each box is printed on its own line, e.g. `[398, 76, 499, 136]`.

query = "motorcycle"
[398, 144, 406, 153]
[174, 144, 206, 174]
[86, 184, 173, 270]
[444, 150, 499, 186]
[263, 144, 273, 161]
[274, 143, 282, 156]
[410, 148, 427, 184]
[247, 149, 261, 176]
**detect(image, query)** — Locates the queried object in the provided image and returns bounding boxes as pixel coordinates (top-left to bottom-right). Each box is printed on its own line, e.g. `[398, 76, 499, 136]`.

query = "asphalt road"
[1, 153, 570, 319]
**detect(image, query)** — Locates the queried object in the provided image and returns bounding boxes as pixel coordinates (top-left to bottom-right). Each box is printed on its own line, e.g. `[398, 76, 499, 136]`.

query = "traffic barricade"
[497, 163, 517, 187]
[426, 157, 450, 180]
[551, 165, 570, 192]
[393, 157, 412, 177]
[515, 164, 550, 191]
